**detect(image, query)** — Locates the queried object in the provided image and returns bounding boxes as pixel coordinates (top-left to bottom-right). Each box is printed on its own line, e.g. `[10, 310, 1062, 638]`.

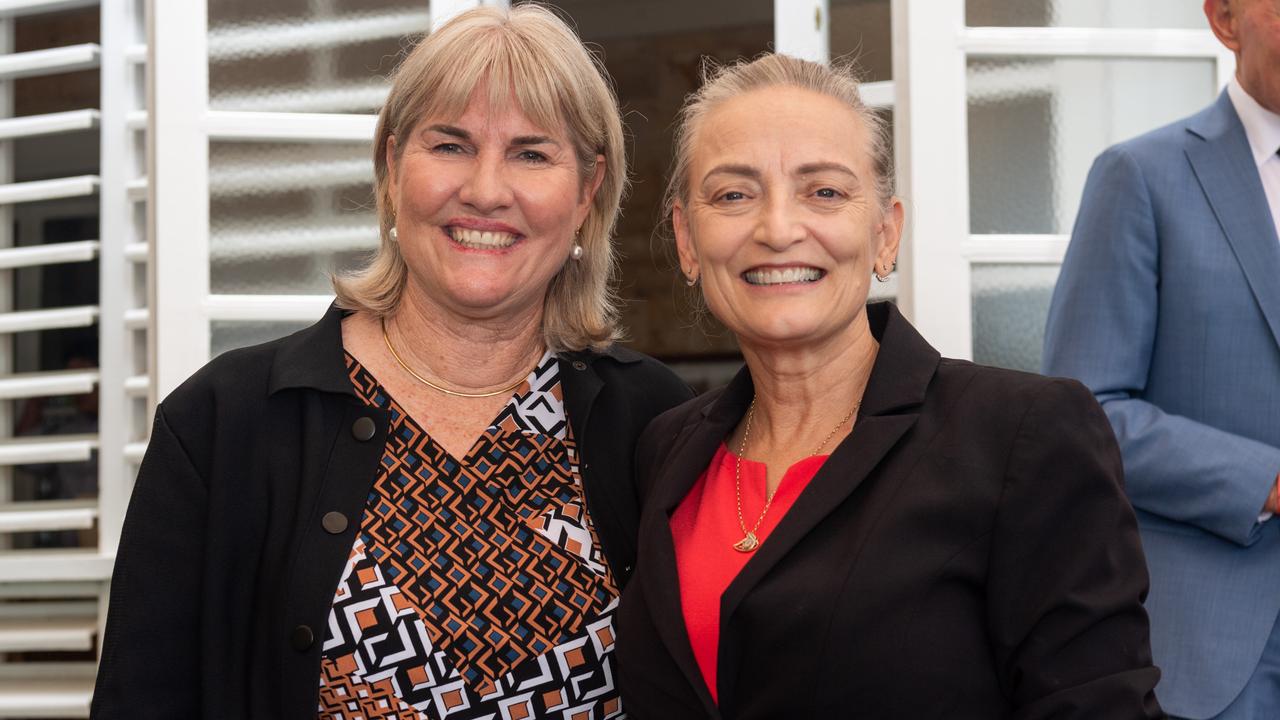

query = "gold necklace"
[732, 397, 860, 552]
[381, 318, 536, 399]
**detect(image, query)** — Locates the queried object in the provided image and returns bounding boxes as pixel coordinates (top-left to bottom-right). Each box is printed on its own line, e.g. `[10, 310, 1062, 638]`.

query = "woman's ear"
[385, 135, 400, 203]
[875, 197, 905, 271]
[577, 154, 606, 226]
[673, 202, 700, 282]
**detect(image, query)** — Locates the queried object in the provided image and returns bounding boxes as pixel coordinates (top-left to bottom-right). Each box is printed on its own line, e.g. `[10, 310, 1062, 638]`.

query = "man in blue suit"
[1043, 1, 1280, 717]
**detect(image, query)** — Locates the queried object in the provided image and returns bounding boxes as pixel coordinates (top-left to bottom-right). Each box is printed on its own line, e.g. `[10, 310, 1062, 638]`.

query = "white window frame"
[890, 0, 1232, 360]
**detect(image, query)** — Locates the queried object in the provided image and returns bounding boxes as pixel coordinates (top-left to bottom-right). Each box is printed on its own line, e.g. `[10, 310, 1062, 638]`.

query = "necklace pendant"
[732, 531, 760, 553]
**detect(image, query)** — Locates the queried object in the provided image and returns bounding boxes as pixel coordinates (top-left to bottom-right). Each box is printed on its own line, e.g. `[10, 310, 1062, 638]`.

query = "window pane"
[212, 321, 314, 357]
[830, 0, 891, 82]
[966, 0, 1205, 29]
[209, 141, 377, 295]
[207, 0, 426, 113]
[968, 57, 1214, 234]
[971, 263, 1060, 373]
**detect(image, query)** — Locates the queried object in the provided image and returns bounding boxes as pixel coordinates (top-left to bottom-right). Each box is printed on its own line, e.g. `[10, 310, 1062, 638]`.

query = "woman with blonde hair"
[616, 53, 1162, 718]
[92, 6, 688, 718]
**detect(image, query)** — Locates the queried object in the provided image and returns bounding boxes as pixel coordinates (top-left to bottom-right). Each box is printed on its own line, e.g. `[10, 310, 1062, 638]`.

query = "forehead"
[691, 86, 871, 171]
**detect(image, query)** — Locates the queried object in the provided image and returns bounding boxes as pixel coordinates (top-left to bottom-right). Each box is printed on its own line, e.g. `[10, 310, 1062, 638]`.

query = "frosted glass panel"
[209, 141, 378, 295]
[968, 57, 1213, 234]
[971, 264, 1060, 373]
[208, 0, 428, 113]
[966, 0, 1205, 29]
[212, 321, 314, 358]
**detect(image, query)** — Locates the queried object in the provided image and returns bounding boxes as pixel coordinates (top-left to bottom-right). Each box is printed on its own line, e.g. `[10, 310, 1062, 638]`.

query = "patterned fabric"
[318, 352, 622, 720]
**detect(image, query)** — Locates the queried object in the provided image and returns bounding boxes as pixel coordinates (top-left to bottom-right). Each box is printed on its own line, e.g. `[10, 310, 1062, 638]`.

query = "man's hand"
[1266, 473, 1280, 515]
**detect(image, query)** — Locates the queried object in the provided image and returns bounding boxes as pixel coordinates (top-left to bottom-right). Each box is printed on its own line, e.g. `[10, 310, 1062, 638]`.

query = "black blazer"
[91, 304, 692, 719]
[616, 302, 1162, 719]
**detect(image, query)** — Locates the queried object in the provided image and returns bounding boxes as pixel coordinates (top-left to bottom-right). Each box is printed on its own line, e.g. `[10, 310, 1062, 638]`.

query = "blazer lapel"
[635, 370, 754, 718]
[1185, 90, 1280, 350]
[715, 303, 939, 702]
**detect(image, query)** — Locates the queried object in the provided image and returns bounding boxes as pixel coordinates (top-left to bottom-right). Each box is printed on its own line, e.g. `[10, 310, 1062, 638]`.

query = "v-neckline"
[345, 349, 554, 467]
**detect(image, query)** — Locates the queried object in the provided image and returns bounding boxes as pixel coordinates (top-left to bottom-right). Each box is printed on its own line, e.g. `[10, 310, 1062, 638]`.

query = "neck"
[388, 283, 546, 394]
[738, 313, 879, 449]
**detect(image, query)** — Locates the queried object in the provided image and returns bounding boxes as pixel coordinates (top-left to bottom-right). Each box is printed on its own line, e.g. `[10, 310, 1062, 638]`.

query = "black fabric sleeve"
[91, 405, 207, 719]
[985, 379, 1164, 719]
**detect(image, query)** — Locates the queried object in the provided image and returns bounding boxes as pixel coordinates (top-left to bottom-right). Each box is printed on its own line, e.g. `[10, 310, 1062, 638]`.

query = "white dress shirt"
[1227, 76, 1280, 243]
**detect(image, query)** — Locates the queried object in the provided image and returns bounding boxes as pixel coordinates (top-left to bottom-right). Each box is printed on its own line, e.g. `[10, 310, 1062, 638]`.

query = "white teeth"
[450, 228, 517, 249]
[743, 267, 824, 285]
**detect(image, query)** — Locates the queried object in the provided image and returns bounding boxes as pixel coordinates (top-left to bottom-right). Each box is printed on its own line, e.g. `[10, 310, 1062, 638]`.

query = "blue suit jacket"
[1043, 90, 1280, 719]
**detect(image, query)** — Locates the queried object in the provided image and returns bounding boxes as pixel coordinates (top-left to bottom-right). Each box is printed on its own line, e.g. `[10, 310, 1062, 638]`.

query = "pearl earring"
[571, 243, 584, 260]
[388, 227, 398, 242]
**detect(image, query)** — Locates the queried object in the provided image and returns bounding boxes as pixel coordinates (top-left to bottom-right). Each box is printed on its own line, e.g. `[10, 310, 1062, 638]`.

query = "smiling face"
[387, 87, 603, 323]
[674, 85, 903, 353]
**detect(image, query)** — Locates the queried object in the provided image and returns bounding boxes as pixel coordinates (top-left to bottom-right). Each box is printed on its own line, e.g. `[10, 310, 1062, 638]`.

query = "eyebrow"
[422, 125, 559, 148]
[702, 162, 860, 184]
[797, 161, 858, 178]
[425, 124, 470, 140]
[702, 164, 763, 182]
[511, 135, 558, 147]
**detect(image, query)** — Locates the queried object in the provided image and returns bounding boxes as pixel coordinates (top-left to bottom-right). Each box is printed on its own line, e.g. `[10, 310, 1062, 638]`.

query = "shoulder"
[157, 332, 298, 435]
[639, 385, 724, 448]
[1094, 109, 1200, 176]
[932, 358, 1099, 426]
[568, 345, 693, 409]
[930, 360, 1118, 483]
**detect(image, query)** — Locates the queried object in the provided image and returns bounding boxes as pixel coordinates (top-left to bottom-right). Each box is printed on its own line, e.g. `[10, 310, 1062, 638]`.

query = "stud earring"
[571, 243, 584, 260]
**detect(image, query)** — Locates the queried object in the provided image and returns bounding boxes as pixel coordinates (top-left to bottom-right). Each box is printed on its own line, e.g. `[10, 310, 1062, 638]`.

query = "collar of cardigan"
[266, 302, 643, 397]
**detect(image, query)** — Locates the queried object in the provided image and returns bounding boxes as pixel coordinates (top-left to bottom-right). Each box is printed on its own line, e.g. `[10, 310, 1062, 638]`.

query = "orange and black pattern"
[317, 352, 623, 720]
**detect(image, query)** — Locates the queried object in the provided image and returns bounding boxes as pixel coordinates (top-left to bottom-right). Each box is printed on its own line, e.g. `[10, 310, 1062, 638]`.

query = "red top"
[669, 443, 828, 703]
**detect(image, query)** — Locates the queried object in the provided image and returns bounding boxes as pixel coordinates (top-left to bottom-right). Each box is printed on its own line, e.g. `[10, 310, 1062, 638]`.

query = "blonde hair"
[333, 3, 627, 352]
[665, 54, 894, 227]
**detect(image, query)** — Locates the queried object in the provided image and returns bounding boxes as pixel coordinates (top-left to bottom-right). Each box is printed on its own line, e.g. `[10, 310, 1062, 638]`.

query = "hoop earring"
[874, 266, 891, 282]
[685, 273, 698, 287]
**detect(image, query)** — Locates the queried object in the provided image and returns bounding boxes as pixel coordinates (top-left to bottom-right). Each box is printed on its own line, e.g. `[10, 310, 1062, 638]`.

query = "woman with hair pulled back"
[92, 5, 689, 718]
[615, 53, 1162, 718]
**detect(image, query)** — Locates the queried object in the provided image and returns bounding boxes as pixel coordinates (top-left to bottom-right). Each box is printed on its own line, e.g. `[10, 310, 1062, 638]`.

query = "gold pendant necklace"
[733, 397, 860, 552]
[382, 317, 536, 399]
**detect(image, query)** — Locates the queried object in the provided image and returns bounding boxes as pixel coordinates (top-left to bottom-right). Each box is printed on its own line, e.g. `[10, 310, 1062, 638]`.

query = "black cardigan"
[616, 302, 1163, 719]
[91, 304, 692, 719]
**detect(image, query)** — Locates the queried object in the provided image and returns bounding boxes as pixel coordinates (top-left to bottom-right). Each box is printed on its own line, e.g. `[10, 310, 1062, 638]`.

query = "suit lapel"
[1185, 90, 1280, 350]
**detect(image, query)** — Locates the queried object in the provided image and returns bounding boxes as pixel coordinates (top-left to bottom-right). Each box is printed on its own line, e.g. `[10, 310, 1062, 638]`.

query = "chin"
[438, 279, 525, 313]
[732, 318, 833, 349]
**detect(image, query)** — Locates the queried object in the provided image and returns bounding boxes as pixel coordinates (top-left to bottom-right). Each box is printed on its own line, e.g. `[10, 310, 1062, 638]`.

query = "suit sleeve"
[1042, 146, 1280, 546]
[91, 405, 206, 718]
[987, 379, 1162, 719]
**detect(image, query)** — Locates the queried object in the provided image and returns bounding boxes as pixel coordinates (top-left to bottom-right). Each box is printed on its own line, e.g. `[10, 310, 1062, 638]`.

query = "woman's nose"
[755, 195, 805, 251]
[458, 154, 514, 213]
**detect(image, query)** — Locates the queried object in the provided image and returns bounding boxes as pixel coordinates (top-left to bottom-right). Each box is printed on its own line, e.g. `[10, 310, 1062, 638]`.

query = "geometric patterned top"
[317, 351, 623, 719]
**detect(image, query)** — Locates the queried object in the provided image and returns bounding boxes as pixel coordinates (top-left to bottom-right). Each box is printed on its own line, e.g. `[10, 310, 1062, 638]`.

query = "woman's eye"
[815, 187, 842, 199]
[432, 143, 464, 154]
[517, 150, 549, 163]
[719, 191, 746, 202]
